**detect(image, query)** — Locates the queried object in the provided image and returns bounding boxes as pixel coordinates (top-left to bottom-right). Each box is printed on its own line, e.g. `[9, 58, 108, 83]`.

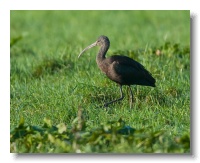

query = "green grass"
[10, 10, 190, 153]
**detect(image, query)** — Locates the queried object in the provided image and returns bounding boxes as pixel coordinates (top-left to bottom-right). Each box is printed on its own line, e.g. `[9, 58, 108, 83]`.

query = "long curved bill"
[78, 42, 97, 58]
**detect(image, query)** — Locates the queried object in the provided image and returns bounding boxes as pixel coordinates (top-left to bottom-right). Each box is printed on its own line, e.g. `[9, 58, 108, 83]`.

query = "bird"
[78, 35, 156, 107]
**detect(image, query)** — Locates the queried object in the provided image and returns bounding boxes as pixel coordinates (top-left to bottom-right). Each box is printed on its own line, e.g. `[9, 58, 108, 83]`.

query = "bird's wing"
[110, 55, 146, 74]
[108, 55, 155, 85]
[112, 60, 144, 77]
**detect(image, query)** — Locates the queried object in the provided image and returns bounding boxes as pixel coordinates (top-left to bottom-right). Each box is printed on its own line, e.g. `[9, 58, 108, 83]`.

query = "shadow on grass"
[32, 58, 74, 78]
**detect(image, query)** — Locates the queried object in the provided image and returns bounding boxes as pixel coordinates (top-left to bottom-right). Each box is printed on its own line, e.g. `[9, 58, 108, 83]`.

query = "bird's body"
[78, 35, 155, 107]
[97, 55, 155, 87]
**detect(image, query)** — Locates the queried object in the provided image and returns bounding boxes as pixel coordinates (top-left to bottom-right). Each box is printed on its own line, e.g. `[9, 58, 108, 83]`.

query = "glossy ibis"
[78, 35, 155, 107]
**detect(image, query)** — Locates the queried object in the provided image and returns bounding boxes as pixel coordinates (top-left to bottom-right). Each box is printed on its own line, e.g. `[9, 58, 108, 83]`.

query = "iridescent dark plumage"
[78, 35, 155, 107]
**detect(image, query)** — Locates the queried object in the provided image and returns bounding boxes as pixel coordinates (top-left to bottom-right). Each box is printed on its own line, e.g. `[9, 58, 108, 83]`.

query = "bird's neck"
[96, 44, 110, 74]
[96, 44, 109, 62]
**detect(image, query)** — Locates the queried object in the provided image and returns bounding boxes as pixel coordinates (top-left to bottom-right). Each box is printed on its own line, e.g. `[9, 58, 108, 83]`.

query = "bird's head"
[96, 35, 110, 47]
[78, 35, 110, 58]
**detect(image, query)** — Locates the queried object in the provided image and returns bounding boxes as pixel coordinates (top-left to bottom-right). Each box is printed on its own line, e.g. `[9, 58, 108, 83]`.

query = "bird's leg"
[104, 85, 124, 107]
[128, 86, 134, 108]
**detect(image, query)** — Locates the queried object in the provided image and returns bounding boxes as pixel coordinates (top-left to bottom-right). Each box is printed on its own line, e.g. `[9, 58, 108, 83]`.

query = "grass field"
[10, 10, 190, 153]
